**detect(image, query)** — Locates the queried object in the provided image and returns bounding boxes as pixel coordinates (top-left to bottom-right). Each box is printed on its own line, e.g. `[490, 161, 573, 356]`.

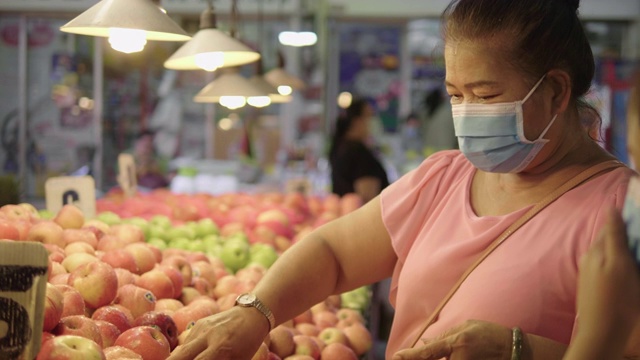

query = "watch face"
[237, 293, 256, 305]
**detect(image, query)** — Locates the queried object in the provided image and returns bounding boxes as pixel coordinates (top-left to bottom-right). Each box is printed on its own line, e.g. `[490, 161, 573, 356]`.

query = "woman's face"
[444, 39, 565, 170]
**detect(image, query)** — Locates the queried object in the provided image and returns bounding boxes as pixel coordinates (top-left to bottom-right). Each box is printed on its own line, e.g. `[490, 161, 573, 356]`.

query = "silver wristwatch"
[235, 293, 276, 331]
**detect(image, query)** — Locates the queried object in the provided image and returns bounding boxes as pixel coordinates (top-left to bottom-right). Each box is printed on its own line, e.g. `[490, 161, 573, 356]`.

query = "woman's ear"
[545, 69, 572, 115]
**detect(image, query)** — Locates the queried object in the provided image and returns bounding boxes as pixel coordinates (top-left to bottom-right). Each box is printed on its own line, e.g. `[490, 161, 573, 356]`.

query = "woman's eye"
[478, 95, 498, 101]
[449, 94, 462, 103]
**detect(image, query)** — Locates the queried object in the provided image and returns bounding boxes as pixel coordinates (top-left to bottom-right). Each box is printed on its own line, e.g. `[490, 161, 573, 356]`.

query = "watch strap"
[236, 293, 276, 331]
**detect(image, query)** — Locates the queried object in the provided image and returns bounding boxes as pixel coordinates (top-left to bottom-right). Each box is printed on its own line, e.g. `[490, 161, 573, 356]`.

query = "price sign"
[118, 153, 137, 198]
[0, 241, 48, 360]
[45, 176, 96, 219]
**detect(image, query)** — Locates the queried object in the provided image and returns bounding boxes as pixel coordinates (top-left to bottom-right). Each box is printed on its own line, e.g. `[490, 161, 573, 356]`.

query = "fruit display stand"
[0, 190, 374, 360]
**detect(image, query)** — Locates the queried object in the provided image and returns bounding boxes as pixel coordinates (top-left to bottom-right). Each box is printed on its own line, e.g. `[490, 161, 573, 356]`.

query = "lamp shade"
[60, 0, 190, 41]
[194, 71, 268, 103]
[249, 75, 291, 104]
[264, 67, 306, 91]
[164, 28, 260, 70]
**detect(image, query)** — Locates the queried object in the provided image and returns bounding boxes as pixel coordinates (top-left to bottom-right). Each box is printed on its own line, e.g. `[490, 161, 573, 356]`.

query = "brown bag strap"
[409, 160, 625, 348]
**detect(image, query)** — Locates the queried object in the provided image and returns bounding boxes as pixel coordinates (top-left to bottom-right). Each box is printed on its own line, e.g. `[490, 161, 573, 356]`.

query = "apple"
[95, 320, 121, 348]
[41, 331, 55, 347]
[147, 238, 166, 250]
[103, 346, 143, 360]
[215, 292, 238, 312]
[50, 273, 71, 286]
[336, 308, 364, 326]
[54, 204, 85, 229]
[56, 284, 86, 318]
[157, 265, 184, 299]
[136, 270, 174, 300]
[113, 284, 156, 319]
[0, 220, 20, 240]
[68, 261, 118, 309]
[83, 219, 110, 235]
[236, 265, 266, 284]
[269, 326, 295, 358]
[292, 310, 313, 325]
[65, 241, 96, 255]
[179, 287, 203, 306]
[252, 342, 270, 360]
[37, 335, 105, 360]
[213, 275, 241, 298]
[191, 277, 213, 297]
[50, 261, 67, 278]
[171, 302, 215, 334]
[320, 342, 358, 360]
[295, 323, 319, 337]
[62, 253, 98, 273]
[154, 299, 184, 314]
[109, 224, 145, 245]
[268, 352, 283, 360]
[133, 311, 179, 350]
[28, 221, 65, 248]
[191, 261, 217, 287]
[96, 211, 121, 225]
[343, 323, 372, 356]
[44, 283, 64, 332]
[124, 243, 156, 274]
[312, 311, 339, 330]
[97, 235, 129, 252]
[102, 249, 139, 274]
[18, 202, 39, 217]
[114, 268, 137, 287]
[219, 239, 250, 272]
[91, 305, 133, 333]
[249, 244, 279, 269]
[63, 229, 98, 248]
[12, 220, 30, 240]
[177, 327, 191, 345]
[0, 204, 31, 221]
[194, 218, 218, 237]
[274, 236, 292, 252]
[318, 327, 349, 346]
[293, 335, 321, 359]
[114, 326, 170, 360]
[257, 209, 289, 226]
[46, 244, 66, 264]
[160, 256, 192, 287]
[54, 315, 103, 347]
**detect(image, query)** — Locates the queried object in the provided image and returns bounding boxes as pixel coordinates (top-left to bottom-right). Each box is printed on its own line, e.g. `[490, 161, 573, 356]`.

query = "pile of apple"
[0, 198, 372, 360]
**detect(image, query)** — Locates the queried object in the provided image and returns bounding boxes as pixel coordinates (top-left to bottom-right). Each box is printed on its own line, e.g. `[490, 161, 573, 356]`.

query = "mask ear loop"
[522, 74, 547, 103]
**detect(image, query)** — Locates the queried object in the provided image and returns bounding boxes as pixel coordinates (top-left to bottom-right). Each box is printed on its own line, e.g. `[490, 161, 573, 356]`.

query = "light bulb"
[194, 52, 225, 72]
[279, 31, 318, 47]
[337, 91, 353, 109]
[219, 96, 246, 110]
[247, 96, 271, 108]
[277, 85, 293, 96]
[219, 117, 234, 130]
[108, 28, 147, 54]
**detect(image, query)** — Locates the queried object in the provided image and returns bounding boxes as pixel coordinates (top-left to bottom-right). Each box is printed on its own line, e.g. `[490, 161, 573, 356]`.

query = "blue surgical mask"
[452, 76, 557, 173]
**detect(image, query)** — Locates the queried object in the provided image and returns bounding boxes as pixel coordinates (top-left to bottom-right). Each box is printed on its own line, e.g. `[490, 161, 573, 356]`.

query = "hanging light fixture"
[264, 51, 306, 100]
[163, 0, 260, 71]
[194, 68, 271, 109]
[60, 0, 190, 54]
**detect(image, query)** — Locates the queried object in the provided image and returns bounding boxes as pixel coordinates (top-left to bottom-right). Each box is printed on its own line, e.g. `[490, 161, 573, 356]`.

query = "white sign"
[45, 176, 96, 218]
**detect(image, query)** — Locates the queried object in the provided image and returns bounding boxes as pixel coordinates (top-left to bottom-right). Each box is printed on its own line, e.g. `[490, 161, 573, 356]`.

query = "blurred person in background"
[133, 130, 169, 190]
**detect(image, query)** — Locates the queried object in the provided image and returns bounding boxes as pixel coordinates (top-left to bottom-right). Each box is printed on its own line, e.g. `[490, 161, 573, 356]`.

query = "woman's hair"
[329, 98, 369, 161]
[442, 0, 598, 134]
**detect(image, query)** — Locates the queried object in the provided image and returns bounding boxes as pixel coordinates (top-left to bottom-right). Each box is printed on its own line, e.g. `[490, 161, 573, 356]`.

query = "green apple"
[96, 211, 121, 225]
[219, 240, 250, 273]
[194, 218, 219, 238]
[148, 225, 169, 242]
[149, 215, 172, 229]
[38, 209, 55, 220]
[125, 217, 150, 240]
[224, 233, 249, 246]
[166, 226, 196, 241]
[186, 240, 206, 252]
[168, 237, 191, 250]
[148, 237, 167, 250]
[249, 244, 278, 268]
[206, 244, 224, 259]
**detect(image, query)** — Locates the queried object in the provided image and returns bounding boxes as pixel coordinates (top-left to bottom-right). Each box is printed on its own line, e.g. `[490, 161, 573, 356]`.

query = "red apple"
[191, 261, 217, 287]
[65, 241, 96, 255]
[133, 311, 179, 350]
[56, 284, 86, 318]
[37, 335, 105, 360]
[50, 261, 67, 278]
[191, 277, 213, 297]
[318, 327, 349, 346]
[257, 209, 289, 226]
[0, 204, 31, 221]
[62, 253, 98, 273]
[54, 315, 103, 347]
[103, 346, 143, 360]
[113, 284, 156, 319]
[68, 261, 118, 309]
[157, 265, 183, 299]
[83, 219, 110, 235]
[343, 323, 372, 356]
[213, 275, 240, 298]
[136, 270, 174, 300]
[114, 268, 137, 288]
[108, 224, 144, 245]
[292, 310, 313, 325]
[267, 352, 283, 360]
[103, 250, 139, 274]
[45, 244, 66, 263]
[28, 221, 65, 248]
[95, 320, 121, 348]
[92, 305, 133, 333]
[54, 204, 85, 229]
[320, 342, 358, 360]
[50, 273, 71, 286]
[293, 335, 321, 359]
[97, 235, 129, 252]
[114, 326, 170, 360]
[252, 342, 270, 360]
[0, 219, 20, 240]
[295, 323, 319, 337]
[160, 256, 192, 286]
[313, 310, 339, 330]
[336, 308, 364, 327]
[147, 244, 162, 263]
[179, 287, 202, 306]
[124, 243, 156, 274]
[154, 298, 184, 314]
[44, 283, 64, 332]
[171, 303, 214, 334]
[63, 229, 98, 248]
[268, 326, 295, 358]
[185, 252, 209, 263]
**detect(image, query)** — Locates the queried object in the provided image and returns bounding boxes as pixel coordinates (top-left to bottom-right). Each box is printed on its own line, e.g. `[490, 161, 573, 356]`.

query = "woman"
[329, 98, 390, 202]
[168, 1, 639, 359]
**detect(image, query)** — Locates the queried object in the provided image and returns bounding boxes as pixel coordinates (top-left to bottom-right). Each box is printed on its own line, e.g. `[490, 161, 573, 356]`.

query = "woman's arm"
[354, 177, 382, 203]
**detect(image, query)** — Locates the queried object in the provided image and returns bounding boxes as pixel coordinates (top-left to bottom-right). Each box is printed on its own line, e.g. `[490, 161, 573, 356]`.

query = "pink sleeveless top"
[380, 150, 632, 358]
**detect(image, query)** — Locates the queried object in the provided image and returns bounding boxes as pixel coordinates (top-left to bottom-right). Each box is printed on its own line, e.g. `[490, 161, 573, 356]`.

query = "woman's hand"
[570, 208, 640, 356]
[392, 320, 512, 360]
[167, 306, 269, 360]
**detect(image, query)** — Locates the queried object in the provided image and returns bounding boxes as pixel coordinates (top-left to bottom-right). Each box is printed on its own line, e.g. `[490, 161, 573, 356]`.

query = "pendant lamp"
[194, 68, 271, 109]
[163, 0, 260, 71]
[60, 0, 190, 54]
[264, 52, 306, 99]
